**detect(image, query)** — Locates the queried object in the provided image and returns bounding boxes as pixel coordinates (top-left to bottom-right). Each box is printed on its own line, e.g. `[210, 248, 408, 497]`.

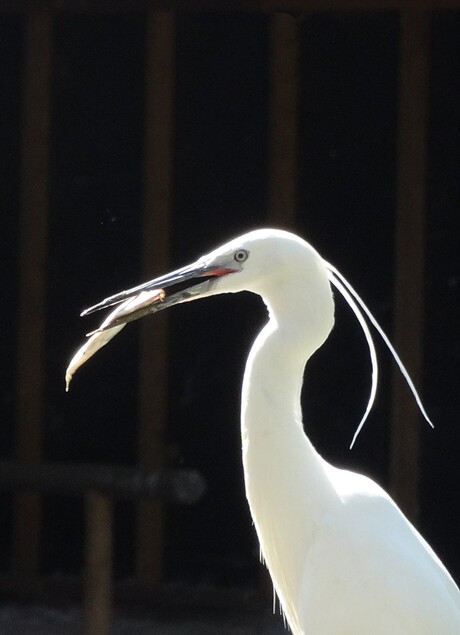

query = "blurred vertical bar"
[13, 8, 52, 574]
[390, 10, 430, 521]
[136, 10, 175, 586]
[267, 12, 299, 229]
[84, 491, 113, 635]
[261, 11, 300, 599]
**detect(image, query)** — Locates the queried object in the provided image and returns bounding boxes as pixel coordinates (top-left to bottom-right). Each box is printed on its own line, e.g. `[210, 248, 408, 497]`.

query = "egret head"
[67, 228, 335, 390]
[70, 228, 432, 447]
[81, 228, 334, 331]
[202, 228, 329, 295]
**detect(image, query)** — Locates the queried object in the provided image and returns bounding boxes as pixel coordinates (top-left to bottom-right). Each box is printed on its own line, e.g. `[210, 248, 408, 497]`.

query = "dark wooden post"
[267, 12, 299, 229]
[136, 10, 175, 586]
[13, 7, 52, 575]
[390, 10, 430, 521]
[83, 490, 113, 635]
[262, 11, 300, 598]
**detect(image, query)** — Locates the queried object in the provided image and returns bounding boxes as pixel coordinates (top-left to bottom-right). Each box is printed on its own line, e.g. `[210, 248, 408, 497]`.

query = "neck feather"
[240, 303, 335, 633]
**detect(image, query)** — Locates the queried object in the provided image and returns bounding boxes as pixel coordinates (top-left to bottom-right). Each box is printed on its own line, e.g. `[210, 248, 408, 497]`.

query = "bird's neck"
[241, 317, 336, 632]
[241, 317, 334, 502]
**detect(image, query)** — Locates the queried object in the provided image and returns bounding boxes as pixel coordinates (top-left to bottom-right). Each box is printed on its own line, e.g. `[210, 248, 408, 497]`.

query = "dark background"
[1, 9, 459, 594]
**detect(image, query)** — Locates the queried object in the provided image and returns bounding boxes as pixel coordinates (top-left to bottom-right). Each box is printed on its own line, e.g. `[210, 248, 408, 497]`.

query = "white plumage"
[69, 228, 460, 634]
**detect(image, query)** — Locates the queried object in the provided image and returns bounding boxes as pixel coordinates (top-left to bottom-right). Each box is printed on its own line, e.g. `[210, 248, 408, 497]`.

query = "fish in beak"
[65, 256, 238, 391]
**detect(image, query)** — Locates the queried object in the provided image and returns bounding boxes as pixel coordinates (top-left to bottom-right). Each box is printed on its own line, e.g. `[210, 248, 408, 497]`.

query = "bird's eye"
[234, 249, 249, 263]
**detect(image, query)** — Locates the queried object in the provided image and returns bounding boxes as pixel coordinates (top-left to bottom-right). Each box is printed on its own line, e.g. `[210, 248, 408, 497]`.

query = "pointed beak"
[81, 259, 237, 331]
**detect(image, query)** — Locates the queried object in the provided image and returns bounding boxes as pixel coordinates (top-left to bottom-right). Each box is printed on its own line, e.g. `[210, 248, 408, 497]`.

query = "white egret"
[67, 229, 460, 633]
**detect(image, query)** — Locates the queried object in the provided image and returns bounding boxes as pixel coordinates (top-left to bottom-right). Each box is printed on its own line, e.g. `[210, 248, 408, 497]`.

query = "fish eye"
[234, 249, 249, 263]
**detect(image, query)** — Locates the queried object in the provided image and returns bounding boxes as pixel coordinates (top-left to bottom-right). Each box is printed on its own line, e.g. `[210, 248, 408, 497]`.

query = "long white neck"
[240, 279, 336, 633]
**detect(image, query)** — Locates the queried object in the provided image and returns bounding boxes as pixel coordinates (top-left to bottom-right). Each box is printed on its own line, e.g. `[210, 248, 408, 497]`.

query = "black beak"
[66, 258, 237, 390]
[81, 259, 236, 331]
